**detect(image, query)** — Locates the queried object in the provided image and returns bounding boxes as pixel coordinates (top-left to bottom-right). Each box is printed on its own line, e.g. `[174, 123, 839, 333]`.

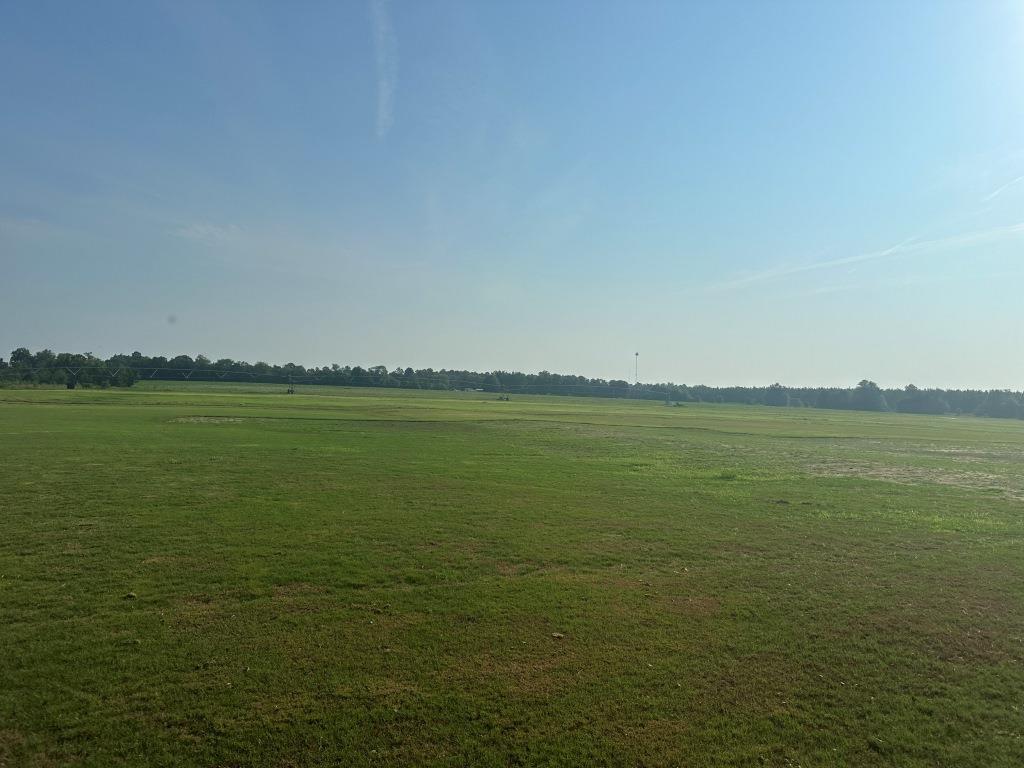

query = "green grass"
[2, 384, 1022, 766]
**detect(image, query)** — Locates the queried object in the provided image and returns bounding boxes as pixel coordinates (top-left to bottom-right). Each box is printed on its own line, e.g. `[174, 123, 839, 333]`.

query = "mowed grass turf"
[2, 384, 1023, 767]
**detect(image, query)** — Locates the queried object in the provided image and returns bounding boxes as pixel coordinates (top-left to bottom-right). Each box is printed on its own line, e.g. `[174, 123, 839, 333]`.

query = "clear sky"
[2, 1, 1023, 388]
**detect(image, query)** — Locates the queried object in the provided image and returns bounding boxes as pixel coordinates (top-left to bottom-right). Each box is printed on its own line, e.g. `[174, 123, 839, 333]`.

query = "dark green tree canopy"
[4, 348, 1022, 420]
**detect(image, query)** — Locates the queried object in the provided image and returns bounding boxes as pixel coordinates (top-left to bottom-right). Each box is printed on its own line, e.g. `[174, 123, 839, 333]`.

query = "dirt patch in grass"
[170, 416, 246, 424]
[0, 729, 67, 768]
[272, 582, 329, 599]
[446, 623, 574, 698]
[658, 594, 721, 617]
[473, 652, 569, 697]
[173, 595, 226, 629]
[852, 610, 1019, 665]
[493, 560, 564, 579]
[905, 444, 1024, 462]
[808, 460, 1021, 499]
[269, 582, 335, 615]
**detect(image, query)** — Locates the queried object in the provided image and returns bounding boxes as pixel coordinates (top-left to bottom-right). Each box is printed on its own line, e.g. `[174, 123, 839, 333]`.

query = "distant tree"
[111, 367, 138, 387]
[168, 355, 195, 370]
[976, 390, 1021, 419]
[33, 349, 56, 367]
[366, 365, 388, 385]
[401, 367, 420, 388]
[815, 389, 850, 410]
[764, 383, 789, 407]
[850, 380, 888, 412]
[608, 379, 630, 395]
[7, 345, 1024, 411]
[895, 384, 948, 415]
[10, 348, 32, 368]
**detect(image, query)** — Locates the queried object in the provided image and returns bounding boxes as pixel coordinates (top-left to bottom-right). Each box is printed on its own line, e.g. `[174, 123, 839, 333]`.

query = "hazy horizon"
[3, 1, 1024, 390]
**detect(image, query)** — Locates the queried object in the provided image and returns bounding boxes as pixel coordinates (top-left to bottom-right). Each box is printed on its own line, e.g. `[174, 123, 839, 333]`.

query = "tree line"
[3, 347, 1024, 420]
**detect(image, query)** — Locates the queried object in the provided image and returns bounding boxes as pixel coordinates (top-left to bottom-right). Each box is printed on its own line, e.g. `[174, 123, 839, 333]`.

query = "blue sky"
[2, 0, 1023, 387]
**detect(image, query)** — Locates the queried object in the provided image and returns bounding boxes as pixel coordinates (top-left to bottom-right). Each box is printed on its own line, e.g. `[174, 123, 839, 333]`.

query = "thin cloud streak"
[712, 222, 1024, 291]
[370, 0, 397, 139]
[981, 174, 1024, 203]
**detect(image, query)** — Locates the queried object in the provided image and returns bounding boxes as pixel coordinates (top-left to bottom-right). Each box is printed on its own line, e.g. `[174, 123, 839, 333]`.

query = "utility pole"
[634, 352, 639, 385]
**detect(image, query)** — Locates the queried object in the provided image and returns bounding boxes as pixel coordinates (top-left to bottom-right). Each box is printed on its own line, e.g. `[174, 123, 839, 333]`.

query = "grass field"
[2, 384, 1023, 766]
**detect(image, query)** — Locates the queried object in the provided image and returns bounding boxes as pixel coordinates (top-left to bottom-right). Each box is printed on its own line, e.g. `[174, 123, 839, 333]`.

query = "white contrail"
[981, 174, 1024, 203]
[371, 0, 397, 139]
[713, 222, 1024, 290]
